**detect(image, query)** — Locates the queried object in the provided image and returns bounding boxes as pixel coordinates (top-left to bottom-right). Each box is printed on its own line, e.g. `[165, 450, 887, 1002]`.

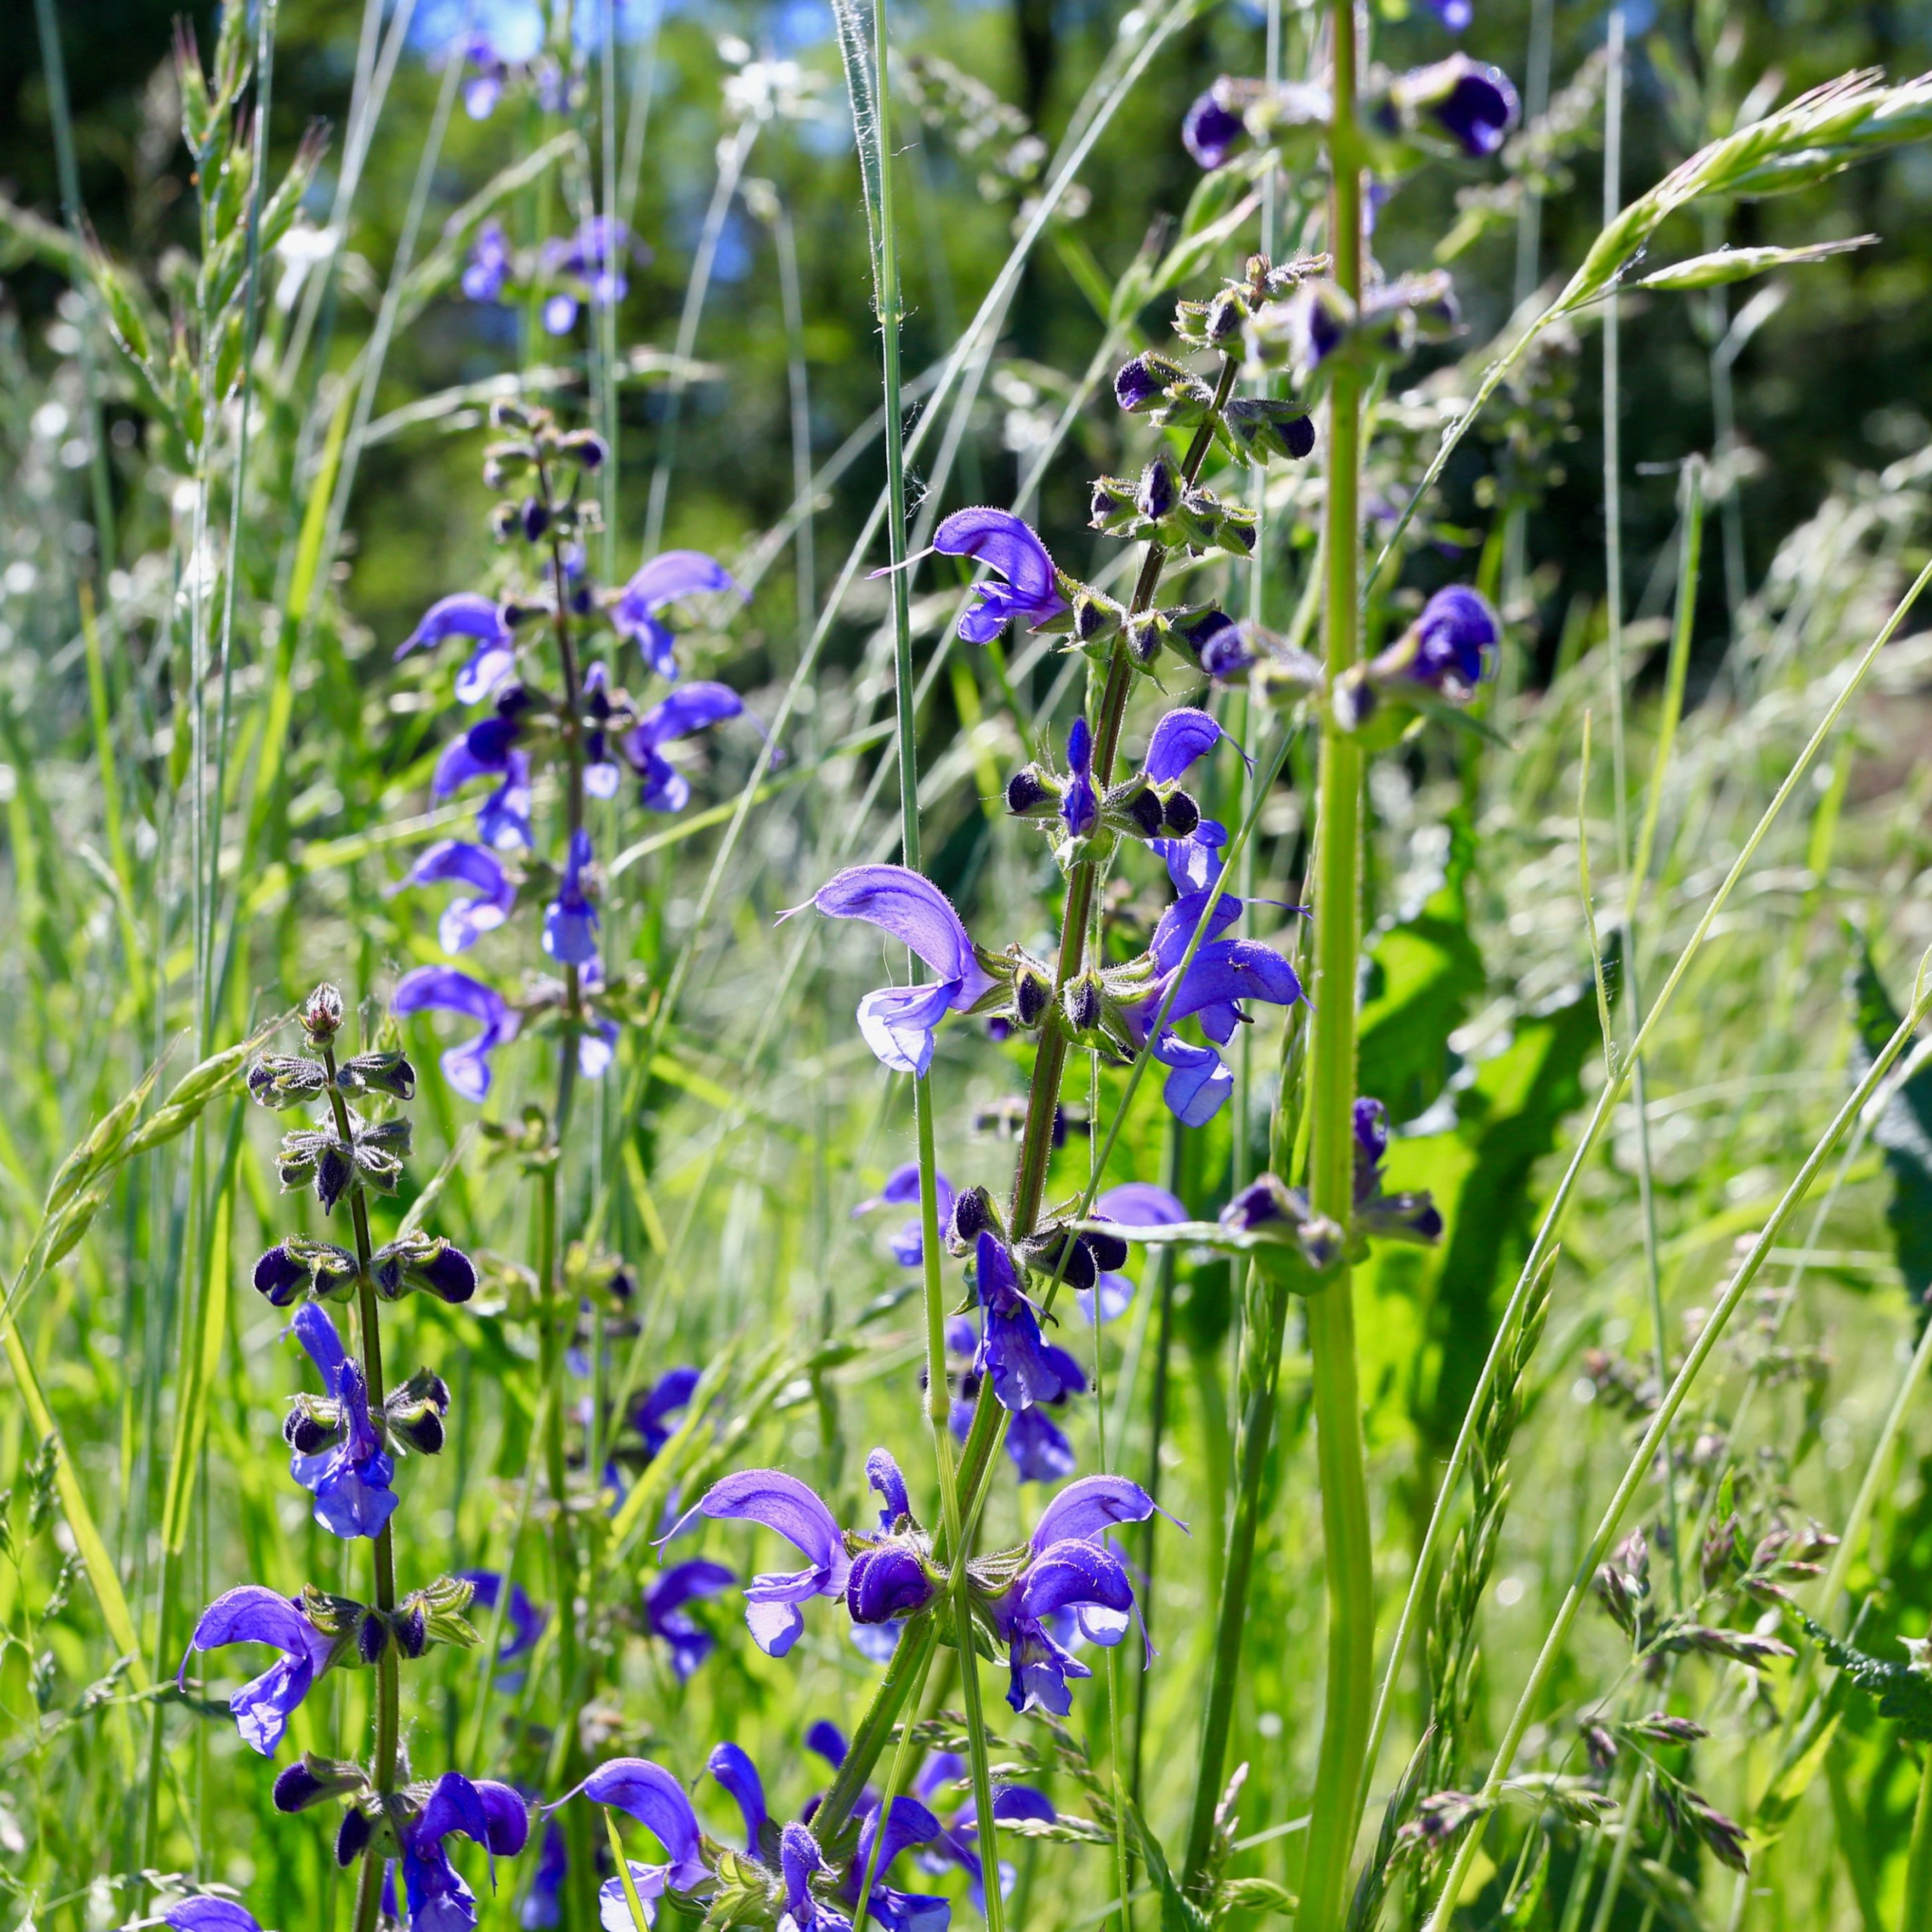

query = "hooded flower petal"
[1030, 1473, 1174, 1553]
[614, 552, 739, 681]
[401, 841, 517, 954]
[397, 594, 511, 666]
[1141, 708, 1241, 785]
[163, 1904, 264, 1932]
[394, 968, 522, 1103]
[543, 828, 600, 968]
[181, 1586, 332, 1756]
[931, 508, 1069, 645]
[552, 1758, 710, 1907]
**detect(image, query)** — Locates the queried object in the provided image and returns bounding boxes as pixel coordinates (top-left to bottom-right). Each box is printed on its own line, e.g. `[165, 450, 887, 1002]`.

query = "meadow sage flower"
[989, 1473, 1171, 1715]
[913, 1755, 1056, 1912]
[548, 1757, 711, 1931]
[180, 1586, 335, 1756]
[662, 1468, 853, 1657]
[973, 1232, 1066, 1414]
[288, 1303, 398, 1540]
[393, 967, 522, 1102]
[930, 507, 1069, 644]
[397, 1771, 530, 1932]
[631, 1365, 701, 1457]
[644, 1559, 737, 1680]
[841, 1799, 951, 1932]
[398, 841, 517, 955]
[395, 593, 514, 701]
[794, 865, 996, 1076]
[622, 681, 749, 811]
[163, 1903, 265, 1932]
[614, 550, 739, 680]
[542, 827, 599, 968]
[854, 1161, 956, 1268]
[461, 219, 511, 303]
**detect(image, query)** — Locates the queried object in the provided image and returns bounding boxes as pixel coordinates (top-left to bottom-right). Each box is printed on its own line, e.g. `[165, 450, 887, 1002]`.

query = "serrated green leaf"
[1798, 1613, 1932, 1740]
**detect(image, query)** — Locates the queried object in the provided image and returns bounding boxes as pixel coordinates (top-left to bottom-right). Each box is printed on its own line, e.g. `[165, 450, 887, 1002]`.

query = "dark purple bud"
[1137, 455, 1179, 522]
[1007, 768, 1054, 817]
[336, 1807, 372, 1866]
[1220, 1174, 1302, 1230]
[1014, 965, 1052, 1030]
[391, 1407, 445, 1455]
[419, 1241, 478, 1304]
[1162, 789, 1201, 836]
[566, 430, 608, 469]
[1204, 288, 1246, 343]
[1114, 355, 1164, 413]
[395, 1604, 429, 1658]
[1063, 976, 1103, 1035]
[948, 1186, 995, 1249]
[1124, 786, 1166, 839]
[1426, 60, 1518, 158]
[1583, 1724, 1619, 1771]
[285, 1406, 337, 1456]
[254, 1244, 308, 1307]
[1083, 1227, 1130, 1274]
[846, 1546, 937, 1624]
[521, 497, 549, 543]
[313, 1142, 355, 1216]
[273, 1761, 330, 1812]
[356, 1611, 389, 1665]
[1126, 616, 1163, 666]
[1183, 86, 1245, 169]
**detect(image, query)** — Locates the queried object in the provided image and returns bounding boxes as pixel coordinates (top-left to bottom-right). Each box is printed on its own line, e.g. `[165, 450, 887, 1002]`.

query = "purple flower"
[180, 1586, 334, 1756]
[621, 681, 747, 811]
[456, 1570, 546, 1688]
[1402, 55, 1519, 158]
[288, 1303, 398, 1540]
[854, 1163, 956, 1269]
[1128, 897, 1303, 1128]
[780, 1823, 854, 1932]
[462, 220, 512, 303]
[433, 687, 538, 849]
[399, 841, 516, 955]
[1005, 1373, 1083, 1483]
[614, 552, 739, 681]
[1183, 85, 1246, 168]
[1061, 717, 1097, 840]
[543, 828, 599, 969]
[914, 1759, 1054, 1913]
[400, 1773, 530, 1932]
[930, 509, 1069, 645]
[990, 1475, 1176, 1715]
[541, 217, 647, 323]
[843, 1798, 950, 1932]
[549, 1758, 710, 1928]
[974, 1232, 1066, 1414]
[794, 866, 996, 1077]
[1406, 585, 1499, 697]
[846, 1544, 936, 1627]
[395, 593, 515, 703]
[632, 1366, 701, 1458]
[1151, 816, 1230, 896]
[645, 1559, 737, 1681]
[1080, 1181, 1189, 1322]
[662, 1469, 851, 1657]
[162, 1904, 263, 1932]
[460, 30, 509, 118]
[1427, 0, 1474, 27]
[394, 968, 522, 1103]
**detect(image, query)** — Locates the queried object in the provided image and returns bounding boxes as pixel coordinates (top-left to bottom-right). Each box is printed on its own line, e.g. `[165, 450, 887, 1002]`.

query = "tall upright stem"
[1296, 8, 1375, 1925]
[324, 1043, 401, 1932]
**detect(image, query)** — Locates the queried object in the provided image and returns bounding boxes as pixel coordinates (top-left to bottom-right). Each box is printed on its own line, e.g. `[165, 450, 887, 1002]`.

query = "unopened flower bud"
[521, 497, 550, 543]
[1137, 454, 1180, 522]
[303, 984, 345, 1042]
[1006, 767, 1055, 817]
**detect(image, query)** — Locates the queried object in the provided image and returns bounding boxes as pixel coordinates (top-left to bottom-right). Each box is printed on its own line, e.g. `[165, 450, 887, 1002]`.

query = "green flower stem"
[1180, 1259, 1294, 1887]
[320, 1041, 401, 1932]
[1295, 8, 1374, 1924]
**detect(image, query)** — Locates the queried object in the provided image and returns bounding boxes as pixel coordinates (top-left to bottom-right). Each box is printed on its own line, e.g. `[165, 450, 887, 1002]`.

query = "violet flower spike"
[398, 841, 516, 955]
[790, 866, 995, 1077]
[928, 508, 1069, 645]
[393, 967, 522, 1103]
[180, 1586, 334, 1756]
[854, 1161, 956, 1268]
[613, 551, 739, 681]
[660, 1469, 852, 1657]
[645, 1559, 737, 1681]
[543, 827, 600, 969]
[401, 1772, 530, 1932]
[622, 681, 748, 813]
[288, 1303, 398, 1540]
[547, 1758, 711, 1931]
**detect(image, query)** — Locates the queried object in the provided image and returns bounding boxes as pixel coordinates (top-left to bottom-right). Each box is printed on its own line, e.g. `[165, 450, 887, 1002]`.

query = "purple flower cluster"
[388, 402, 755, 1106]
